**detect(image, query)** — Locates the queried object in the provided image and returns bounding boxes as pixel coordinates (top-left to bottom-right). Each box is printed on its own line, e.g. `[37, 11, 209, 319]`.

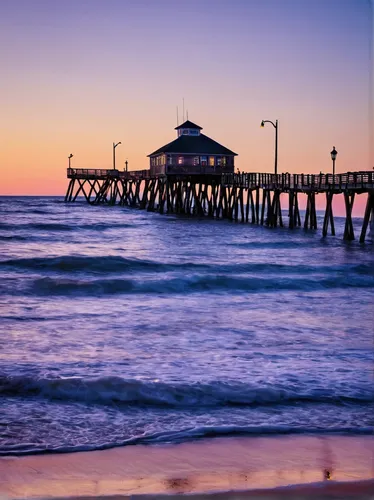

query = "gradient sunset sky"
[0, 0, 372, 203]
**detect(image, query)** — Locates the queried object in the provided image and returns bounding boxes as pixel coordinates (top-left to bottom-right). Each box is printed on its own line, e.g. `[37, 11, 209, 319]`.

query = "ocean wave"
[1, 375, 372, 407]
[7, 272, 371, 296]
[229, 241, 321, 249]
[0, 234, 28, 241]
[0, 423, 372, 456]
[0, 221, 134, 232]
[0, 255, 207, 273]
[0, 222, 74, 231]
[1, 255, 373, 279]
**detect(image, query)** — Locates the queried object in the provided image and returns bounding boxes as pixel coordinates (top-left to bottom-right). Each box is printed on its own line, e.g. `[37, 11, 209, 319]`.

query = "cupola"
[175, 120, 202, 137]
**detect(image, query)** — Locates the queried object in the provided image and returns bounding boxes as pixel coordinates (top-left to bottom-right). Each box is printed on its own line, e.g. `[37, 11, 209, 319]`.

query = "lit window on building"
[178, 157, 184, 165]
[217, 157, 222, 166]
[222, 157, 227, 166]
[209, 157, 215, 166]
[193, 156, 199, 166]
[201, 156, 207, 166]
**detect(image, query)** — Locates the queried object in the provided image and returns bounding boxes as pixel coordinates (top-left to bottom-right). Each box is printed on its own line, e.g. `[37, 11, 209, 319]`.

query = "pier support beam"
[255, 187, 260, 224]
[73, 179, 89, 202]
[261, 189, 270, 225]
[64, 179, 75, 202]
[343, 192, 355, 241]
[93, 179, 110, 204]
[263, 190, 282, 228]
[322, 192, 335, 237]
[288, 191, 301, 229]
[359, 192, 374, 243]
[268, 190, 283, 228]
[87, 180, 100, 202]
[304, 192, 317, 230]
[289, 192, 295, 229]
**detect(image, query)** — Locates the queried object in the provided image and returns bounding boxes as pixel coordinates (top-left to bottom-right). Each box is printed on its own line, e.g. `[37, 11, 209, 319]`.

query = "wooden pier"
[65, 168, 374, 242]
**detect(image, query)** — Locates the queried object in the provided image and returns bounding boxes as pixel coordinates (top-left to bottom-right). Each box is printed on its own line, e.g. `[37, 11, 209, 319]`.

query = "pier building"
[148, 120, 237, 177]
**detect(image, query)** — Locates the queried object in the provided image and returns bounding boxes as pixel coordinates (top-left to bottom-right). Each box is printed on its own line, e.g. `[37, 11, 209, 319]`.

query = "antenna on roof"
[183, 98, 185, 122]
[176, 106, 179, 126]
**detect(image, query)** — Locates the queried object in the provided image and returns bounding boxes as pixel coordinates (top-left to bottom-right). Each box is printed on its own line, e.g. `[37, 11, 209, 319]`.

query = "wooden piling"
[343, 192, 355, 241]
[359, 192, 374, 243]
[322, 192, 335, 237]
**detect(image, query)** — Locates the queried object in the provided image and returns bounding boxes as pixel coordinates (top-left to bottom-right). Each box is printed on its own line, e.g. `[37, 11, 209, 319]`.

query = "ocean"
[0, 196, 373, 456]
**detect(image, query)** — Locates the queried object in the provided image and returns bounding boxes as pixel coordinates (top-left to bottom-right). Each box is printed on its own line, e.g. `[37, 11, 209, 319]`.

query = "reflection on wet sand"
[165, 477, 195, 493]
[1, 435, 373, 499]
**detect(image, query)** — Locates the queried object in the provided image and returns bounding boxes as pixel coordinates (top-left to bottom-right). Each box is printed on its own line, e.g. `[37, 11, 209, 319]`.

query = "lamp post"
[68, 153, 73, 169]
[113, 142, 121, 170]
[261, 119, 278, 175]
[125, 160, 128, 172]
[330, 147, 337, 176]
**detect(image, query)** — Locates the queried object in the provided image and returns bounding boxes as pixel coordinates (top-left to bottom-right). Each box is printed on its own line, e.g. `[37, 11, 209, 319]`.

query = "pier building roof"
[148, 120, 237, 157]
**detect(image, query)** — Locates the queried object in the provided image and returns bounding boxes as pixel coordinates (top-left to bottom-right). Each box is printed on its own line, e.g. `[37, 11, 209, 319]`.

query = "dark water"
[0, 197, 373, 456]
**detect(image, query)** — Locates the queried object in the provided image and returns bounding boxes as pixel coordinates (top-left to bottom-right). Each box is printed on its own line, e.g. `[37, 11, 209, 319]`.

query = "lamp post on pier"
[68, 154, 73, 170]
[261, 119, 278, 175]
[113, 142, 121, 170]
[125, 159, 128, 172]
[330, 147, 337, 176]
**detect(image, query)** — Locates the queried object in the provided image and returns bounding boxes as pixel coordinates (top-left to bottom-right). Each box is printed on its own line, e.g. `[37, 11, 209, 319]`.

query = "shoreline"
[1, 434, 373, 499]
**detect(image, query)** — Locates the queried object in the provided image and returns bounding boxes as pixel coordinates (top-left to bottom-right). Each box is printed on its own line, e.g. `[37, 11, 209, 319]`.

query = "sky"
[0, 0, 372, 214]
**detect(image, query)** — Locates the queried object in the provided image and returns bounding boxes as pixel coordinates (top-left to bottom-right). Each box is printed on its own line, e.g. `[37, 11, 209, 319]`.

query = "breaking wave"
[0, 255, 208, 273]
[1, 375, 372, 407]
[1, 255, 373, 277]
[1, 423, 372, 456]
[1, 272, 371, 296]
[0, 221, 134, 232]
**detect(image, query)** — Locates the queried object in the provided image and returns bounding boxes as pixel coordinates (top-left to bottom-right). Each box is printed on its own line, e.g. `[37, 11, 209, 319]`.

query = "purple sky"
[0, 0, 372, 200]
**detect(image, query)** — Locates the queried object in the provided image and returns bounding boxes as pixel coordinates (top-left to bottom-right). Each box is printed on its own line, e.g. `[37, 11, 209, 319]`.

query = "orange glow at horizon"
[0, 0, 372, 219]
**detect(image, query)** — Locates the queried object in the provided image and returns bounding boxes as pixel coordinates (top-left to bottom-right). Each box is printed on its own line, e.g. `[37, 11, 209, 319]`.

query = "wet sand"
[1, 435, 373, 499]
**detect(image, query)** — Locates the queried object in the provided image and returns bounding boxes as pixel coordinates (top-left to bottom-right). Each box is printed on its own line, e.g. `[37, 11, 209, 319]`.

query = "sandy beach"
[1, 435, 373, 499]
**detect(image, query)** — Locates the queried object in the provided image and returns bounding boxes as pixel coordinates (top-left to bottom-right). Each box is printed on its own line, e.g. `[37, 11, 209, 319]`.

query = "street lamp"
[125, 159, 128, 172]
[113, 142, 121, 170]
[261, 119, 278, 175]
[330, 147, 337, 176]
[68, 154, 73, 169]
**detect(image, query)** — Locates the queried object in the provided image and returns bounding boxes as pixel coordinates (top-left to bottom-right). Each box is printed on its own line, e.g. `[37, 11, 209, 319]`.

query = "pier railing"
[222, 171, 374, 191]
[67, 168, 150, 180]
[67, 168, 374, 192]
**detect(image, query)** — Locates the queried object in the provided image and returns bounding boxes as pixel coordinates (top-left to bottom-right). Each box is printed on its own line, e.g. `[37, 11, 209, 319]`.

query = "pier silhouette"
[65, 168, 374, 242]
